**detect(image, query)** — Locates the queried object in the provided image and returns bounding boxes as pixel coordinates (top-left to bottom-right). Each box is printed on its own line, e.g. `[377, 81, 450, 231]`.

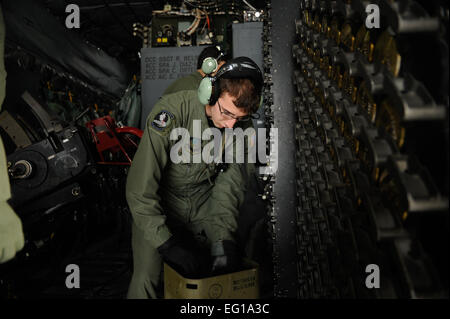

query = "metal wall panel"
[140, 46, 204, 128]
[232, 22, 265, 132]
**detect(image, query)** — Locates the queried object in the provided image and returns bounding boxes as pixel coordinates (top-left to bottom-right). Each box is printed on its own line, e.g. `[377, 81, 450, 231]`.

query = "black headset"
[198, 56, 263, 107]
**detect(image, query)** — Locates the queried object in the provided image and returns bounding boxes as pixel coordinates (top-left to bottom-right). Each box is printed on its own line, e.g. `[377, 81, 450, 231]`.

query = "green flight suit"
[0, 4, 25, 264]
[126, 90, 255, 298]
[162, 71, 203, 96]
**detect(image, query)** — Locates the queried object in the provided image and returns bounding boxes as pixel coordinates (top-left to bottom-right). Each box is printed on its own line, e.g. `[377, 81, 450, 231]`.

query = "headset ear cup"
[198, 77, 213, 105]
[201, 57, 218, 75]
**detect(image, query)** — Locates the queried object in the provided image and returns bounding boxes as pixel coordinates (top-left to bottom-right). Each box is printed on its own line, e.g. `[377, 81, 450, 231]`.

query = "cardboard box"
[164, 260, 259, 299]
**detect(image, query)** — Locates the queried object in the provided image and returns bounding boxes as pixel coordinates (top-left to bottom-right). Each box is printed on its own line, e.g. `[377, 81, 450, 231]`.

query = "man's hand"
[158, 236, 201, 277]
[0, 202, 25, 263]
[211, 240, 241, 275]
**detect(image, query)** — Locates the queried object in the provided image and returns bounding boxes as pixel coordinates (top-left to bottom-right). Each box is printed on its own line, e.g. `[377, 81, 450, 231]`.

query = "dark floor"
[1, 173, 274, 299]
[39, 244, 133, 299]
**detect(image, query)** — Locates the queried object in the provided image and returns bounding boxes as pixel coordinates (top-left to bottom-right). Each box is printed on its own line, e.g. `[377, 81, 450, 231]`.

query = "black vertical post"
[270, 0, 301, 298]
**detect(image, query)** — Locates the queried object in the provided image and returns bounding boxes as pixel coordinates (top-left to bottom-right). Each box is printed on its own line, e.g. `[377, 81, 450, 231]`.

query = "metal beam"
[270, 0, 300, 298]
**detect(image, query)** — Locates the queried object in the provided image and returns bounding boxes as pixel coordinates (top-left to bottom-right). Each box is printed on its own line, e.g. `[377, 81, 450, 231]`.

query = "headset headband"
[198, 56, 263, 107]
[213, 57, 263, 95]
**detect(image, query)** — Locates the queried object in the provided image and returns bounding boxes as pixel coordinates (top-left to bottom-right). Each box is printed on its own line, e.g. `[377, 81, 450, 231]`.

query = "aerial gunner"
[126, 56, 263, 299]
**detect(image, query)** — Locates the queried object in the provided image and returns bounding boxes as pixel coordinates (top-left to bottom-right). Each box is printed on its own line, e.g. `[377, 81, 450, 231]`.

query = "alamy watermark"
[65, 264, 80, 289]
[65, 4, 80, 29]
[365, 264, 380, 289]
[366, 4, 380, 29]
[169, 120, 278, 175]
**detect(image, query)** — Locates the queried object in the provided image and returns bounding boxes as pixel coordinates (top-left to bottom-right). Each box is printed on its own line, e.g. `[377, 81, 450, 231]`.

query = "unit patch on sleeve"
[150, 110, 175, 135]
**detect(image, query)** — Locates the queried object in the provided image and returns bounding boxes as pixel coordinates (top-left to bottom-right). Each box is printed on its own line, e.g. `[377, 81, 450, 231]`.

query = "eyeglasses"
[217, 99, 259, 122]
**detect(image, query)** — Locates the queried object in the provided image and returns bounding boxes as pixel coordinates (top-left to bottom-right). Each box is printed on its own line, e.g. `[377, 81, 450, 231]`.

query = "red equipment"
[86, 115, 143, 165]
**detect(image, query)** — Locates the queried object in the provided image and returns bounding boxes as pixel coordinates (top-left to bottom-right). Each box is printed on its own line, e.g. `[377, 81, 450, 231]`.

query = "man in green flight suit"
[0, 4, 25, 264]
[126, 56, 263, 299]
[162, 45, 226, 96]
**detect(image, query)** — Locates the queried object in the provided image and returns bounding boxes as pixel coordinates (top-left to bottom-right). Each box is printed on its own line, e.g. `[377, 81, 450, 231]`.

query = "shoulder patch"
[150, 110, 175, 134]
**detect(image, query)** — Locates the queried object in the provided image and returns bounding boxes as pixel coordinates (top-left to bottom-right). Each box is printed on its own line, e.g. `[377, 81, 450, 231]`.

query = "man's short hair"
[220, 78, 260, 114]
[197, 46, 226, 70]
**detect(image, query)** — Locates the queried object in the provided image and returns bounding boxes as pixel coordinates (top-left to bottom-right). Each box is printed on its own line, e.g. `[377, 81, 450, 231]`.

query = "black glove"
[157, 236, 200, 277]
[211, 240, 241, 275]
